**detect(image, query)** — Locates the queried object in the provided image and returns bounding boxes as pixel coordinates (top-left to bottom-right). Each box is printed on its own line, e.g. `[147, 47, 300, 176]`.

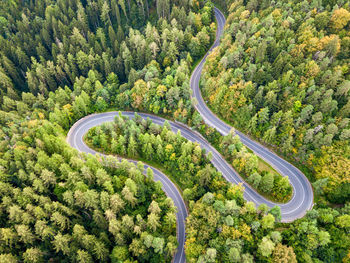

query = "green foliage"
[260, 173, 274, 193]
[202, 0, 350, 203]
[0, 1, 349, 262]
[0, 0, 215, 99]
[282, 205, 350, 262]
[85, 113, 229, 200]
[220, 130, 292, 202]
[185, 187, 298, 262]
[0, 116, 177, 262]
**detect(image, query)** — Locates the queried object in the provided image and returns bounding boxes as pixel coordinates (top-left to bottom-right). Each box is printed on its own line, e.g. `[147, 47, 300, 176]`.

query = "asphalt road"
[191, 7, 314, 221]
[67, 7, 314, 263]
[67, 112, 187, 263]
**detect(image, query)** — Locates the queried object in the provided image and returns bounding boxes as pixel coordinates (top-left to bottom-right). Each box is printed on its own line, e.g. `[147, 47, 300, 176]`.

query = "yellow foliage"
[289, 128, 295, 136]
[330, 8, 350, 30]
[156, 85, 167, 97]
[215, 193, 225, 201]
[343, 249, 350, 263]
[311, 143, 350, 192]
[194, 13, 202, 30]
[311, 8, 317, 17]
[271, 9, 281, 18]
[209, 94, 216, 104]
[306, 233, 319, 250]
[282, 20, 290, 28]
[131, 79, 149, 109]
[221, 225, 232, 238]
[222, 225, 242, 239]
[240, 10, 250, 20]
[298, 25, 319, 53]
[298, 82, 307, 90]
[14, 145, 27, 151]
[251, 17, 259, 25]
[211, 178, 228, 192]
[307, 37, 320, 53]
[290, 44, 306, 57]
[63, 104, 73, 117]
[227, 183, 245, 199]
[163, 57, 171, 67]
[239, 223, 252, 241]
[185, 237, 205, 262]
[318, 35, 341, 55]
[170, 153, 176, 161]
[63, 104, 72, 111]
[165, 144, 174, 152]
[341, 61, 349, 74]
[173, 109, 179, 119]
[147, 60, 161, 70]
[298, 25, 314, 43]
[182, 108, 188, 118]
[27, 119, 39, 128]
[210, 22, 216, 33]
[306, 60, 320, 78]
[185, 237, 195, 248]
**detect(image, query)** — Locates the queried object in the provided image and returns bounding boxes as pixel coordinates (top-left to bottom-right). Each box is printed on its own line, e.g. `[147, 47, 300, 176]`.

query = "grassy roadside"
[195, 5, 314, 203]
[69, 6, 292, 205]
[203, 101, 315, 199]
[92, 107, 282, 181]
[192, 5, 292, 202]
[83, 114, 292, 204]
[207, 133, 293, 203]
[245, 146, 280, 175]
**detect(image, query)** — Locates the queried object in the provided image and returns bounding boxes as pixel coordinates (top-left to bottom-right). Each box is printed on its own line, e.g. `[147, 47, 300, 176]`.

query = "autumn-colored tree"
[272, 244, 297, 263]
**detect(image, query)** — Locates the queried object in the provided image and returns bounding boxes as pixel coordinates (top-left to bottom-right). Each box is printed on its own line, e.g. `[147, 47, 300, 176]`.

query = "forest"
[85, 114, 228, 200]
[201, 0, 350, 204]
[86, 114, 293, 203]
[0, 0, 349, 262]
[0, 115, 178, 262]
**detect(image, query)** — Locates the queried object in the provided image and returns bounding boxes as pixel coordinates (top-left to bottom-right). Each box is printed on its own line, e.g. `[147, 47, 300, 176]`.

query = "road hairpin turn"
[67, 7, 313, 263]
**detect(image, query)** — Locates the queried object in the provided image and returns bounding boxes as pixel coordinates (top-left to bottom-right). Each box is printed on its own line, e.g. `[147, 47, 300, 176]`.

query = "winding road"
[67, 7, 313, 263]
[191, 7, 313, 221]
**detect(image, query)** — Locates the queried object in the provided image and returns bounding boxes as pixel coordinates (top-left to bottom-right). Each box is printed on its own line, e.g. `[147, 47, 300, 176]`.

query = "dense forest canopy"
[0, 114, 178, 262]
[0, 0, 349, 262]
[0, 0, 213, 96]
[0, 0, 217, 130]
[86, 115, 349, 262]
[201, 0, 350, 203]
[85, 114, 228, 199]
[0, 0, 213, 261]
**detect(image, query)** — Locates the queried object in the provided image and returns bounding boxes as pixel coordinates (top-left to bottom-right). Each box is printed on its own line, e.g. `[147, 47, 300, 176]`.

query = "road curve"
[191, 7, 314, 221]
[67, 112, 188, 263]
[66, 7, 314, 263]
